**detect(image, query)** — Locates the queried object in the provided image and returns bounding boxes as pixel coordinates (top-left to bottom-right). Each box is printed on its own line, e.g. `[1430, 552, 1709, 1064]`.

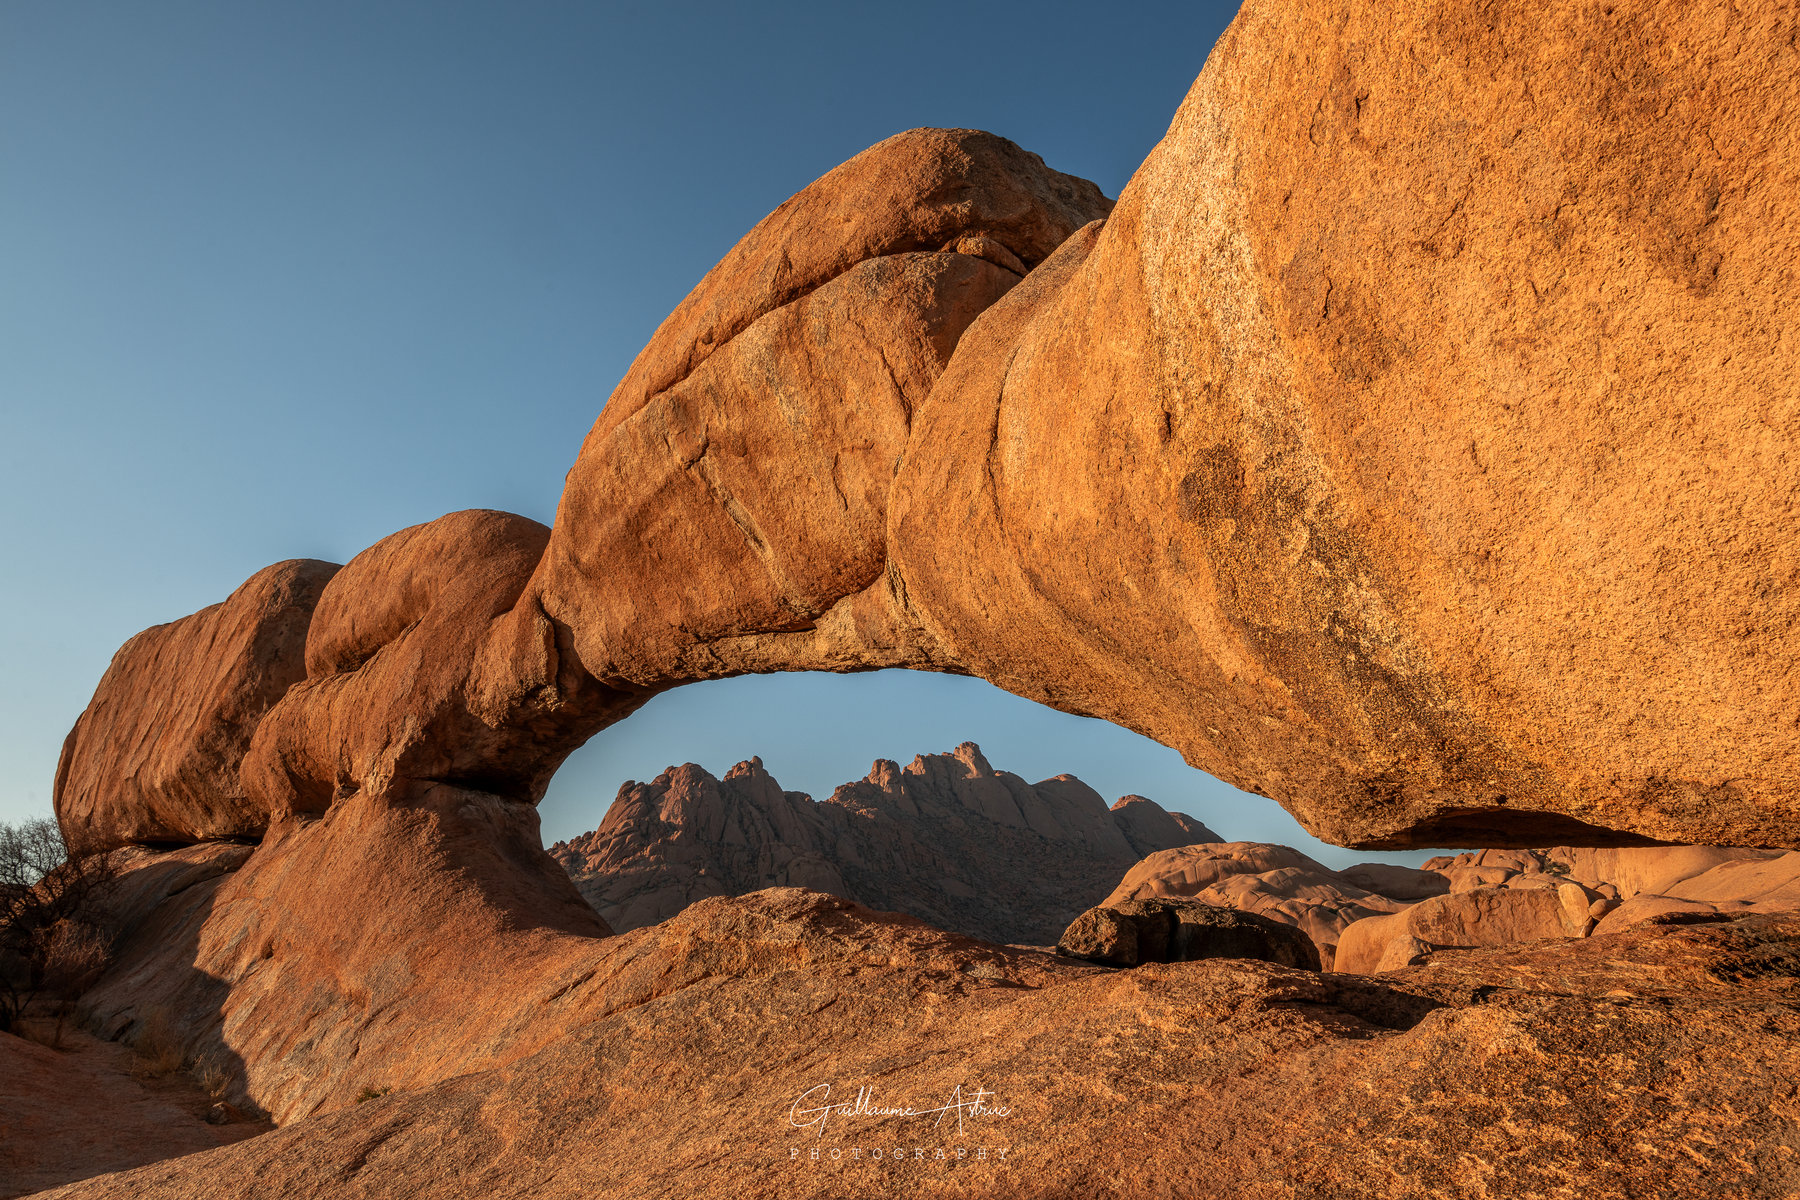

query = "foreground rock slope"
[39, 891, 1800, 1200]
[70, 793, 615, 1125]
[549, 742, 1216, 944]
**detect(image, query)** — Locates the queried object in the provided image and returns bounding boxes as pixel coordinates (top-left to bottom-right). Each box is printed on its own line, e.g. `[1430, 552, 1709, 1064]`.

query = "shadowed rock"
[77, 788, 611, 1125]
[1110, 841, 1800, 975]
[1059, 897, 1321, 971]
[550, 743, 1217, 945]
[1101, 842, 1418, 969]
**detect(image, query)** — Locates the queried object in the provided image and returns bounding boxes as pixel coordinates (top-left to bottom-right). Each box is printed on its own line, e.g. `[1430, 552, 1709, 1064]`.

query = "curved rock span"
[53, 2, 1800, 857]
[550, 742, 1216, 944]
[28, 2, 1800, 1196]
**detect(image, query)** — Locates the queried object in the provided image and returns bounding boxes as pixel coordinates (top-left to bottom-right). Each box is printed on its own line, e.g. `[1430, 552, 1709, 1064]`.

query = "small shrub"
[0, 817, 120, 1032]
[355, 1085, 392, 1104]
[1543, 859, 1571, 877]
[192, 1050, 235, 1103]
[129, 1009, 186, 1079]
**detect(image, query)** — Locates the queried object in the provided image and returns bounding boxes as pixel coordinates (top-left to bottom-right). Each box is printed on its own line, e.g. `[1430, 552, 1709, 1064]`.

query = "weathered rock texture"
[73, 793, 617, 1126]
[238, 509, 642, 821]
[525, 128, 1113, 691]
[54, 560, 338, 853]
[890, 0, 1800, 848]
[1335, 886, 1593, 974]
[1101, 842, 1424, 969]
[550, 742, 1215, 945]
[40, 892, 1800, 1200]
[0, 1027, 266, 1199]
[1332, 845, 1800, 972]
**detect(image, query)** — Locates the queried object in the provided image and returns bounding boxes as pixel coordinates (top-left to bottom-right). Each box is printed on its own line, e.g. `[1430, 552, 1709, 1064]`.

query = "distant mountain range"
[549, 742, 1218, 946]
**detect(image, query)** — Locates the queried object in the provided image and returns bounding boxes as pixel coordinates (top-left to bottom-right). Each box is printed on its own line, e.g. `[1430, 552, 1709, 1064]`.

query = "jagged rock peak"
[550, 745, 1219, 944]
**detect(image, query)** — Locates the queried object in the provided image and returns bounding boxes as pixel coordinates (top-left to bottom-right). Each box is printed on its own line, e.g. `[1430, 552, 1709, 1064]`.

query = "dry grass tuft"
[192, 1049, 234, 1102]
[128, 1009, 185, 1080]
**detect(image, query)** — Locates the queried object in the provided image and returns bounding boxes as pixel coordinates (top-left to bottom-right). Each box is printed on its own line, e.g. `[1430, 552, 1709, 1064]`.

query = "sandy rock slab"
[0, 1027, 266, 1198]
[33, 894, 1800, 1200]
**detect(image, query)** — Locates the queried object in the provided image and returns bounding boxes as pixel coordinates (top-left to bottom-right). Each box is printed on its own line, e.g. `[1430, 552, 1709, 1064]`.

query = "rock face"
[1334, 887, 1591, 975]
[54, 560, 338, 852]
[1058, 897, 1321, 971]
[549, 742, 1217, 945]
[40, 892, 1800, 1200]
[238, 509, 637, 820]
[525, 128, 1113, 693]
[890, 0, 1800, 848]
[1100, 842, 1425, 968]
[1329, 845, 1800, 973]
[74, 792, 613, 1126]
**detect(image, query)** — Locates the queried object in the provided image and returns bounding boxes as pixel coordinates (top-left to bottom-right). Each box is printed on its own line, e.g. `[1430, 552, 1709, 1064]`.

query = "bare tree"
[0, 818, 119, 1034]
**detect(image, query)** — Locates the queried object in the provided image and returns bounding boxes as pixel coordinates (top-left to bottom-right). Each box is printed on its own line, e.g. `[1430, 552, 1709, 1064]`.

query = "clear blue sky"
[0, 0, 1442, 868]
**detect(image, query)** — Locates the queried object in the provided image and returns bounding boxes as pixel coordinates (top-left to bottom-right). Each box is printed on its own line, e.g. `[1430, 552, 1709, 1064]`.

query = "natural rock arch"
[61, 8, 1800, 851]
[40, 0, 1800, 1145]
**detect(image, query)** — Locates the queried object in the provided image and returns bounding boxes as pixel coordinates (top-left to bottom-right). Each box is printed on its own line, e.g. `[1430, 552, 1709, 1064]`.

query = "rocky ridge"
[548, 742, 1217, 945]
[1100, 841, 1800, 973]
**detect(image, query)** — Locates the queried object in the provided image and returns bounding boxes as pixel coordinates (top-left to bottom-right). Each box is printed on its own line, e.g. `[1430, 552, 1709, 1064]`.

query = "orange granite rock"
[891, 0, 1800, 848]
[239, 509, 640, 818]
[54, 560, 337, 852]
[38, 896, 1800, 1200]
[57, 2, 1800, 862]
[527, 131, 1110, 692]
